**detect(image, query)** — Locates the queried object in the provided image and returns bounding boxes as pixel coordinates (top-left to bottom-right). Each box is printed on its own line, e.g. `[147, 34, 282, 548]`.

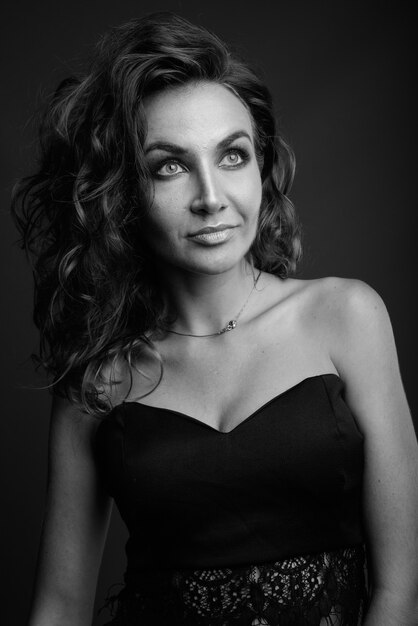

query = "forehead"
[143, 82, 254, 148]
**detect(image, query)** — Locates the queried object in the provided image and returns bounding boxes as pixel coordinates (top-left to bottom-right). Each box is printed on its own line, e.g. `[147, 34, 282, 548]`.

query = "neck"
[159, 261, 259, 335]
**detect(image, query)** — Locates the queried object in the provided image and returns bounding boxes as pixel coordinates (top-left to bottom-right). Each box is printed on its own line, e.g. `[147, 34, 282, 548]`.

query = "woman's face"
[142, 82, 263, 276]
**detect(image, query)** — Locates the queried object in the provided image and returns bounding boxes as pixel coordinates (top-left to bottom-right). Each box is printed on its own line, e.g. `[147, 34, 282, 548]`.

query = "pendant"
[222, 320, 237, 333]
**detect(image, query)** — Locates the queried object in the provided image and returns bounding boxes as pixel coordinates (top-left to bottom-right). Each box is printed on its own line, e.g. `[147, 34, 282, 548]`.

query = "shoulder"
[298, 276, 389, 335]
[299, 277, 399, 392]
[98, 350, 162, 406]
[279, 276, 394, 370]
[98, 358, 132, 408]
[275, 274, 383, 306]
[302, 274, 383, 308]
[263, 274, 389, 336]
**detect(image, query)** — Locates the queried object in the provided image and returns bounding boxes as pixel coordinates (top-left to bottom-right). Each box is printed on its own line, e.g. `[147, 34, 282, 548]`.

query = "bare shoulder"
[279, 275, 395, 377]
[97, 358, 132, 407]
[323, 275, 383, 311]
[300, 274, 384, 309]
[294, 275, 389, 335]
[263, 274, 388, 338]
[99, 351, 161, 405]
[298, 276, 401, 402]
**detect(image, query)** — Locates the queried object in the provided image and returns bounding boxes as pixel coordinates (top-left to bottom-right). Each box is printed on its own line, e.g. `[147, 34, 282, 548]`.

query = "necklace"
[166, 270, 262, 338]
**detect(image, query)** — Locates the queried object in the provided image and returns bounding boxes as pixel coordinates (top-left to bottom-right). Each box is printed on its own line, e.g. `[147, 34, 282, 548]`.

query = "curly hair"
[12, 12, 301, 415]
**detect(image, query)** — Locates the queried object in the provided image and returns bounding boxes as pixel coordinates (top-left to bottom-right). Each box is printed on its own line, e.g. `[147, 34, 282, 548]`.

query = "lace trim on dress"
[98, 544, 369, 626]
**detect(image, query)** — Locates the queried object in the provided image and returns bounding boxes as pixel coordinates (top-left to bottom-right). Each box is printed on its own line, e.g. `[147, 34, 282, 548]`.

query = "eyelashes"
[151, 147, 250, 179]
[219, 148, 249, 168]
[154, 161, 186, 177]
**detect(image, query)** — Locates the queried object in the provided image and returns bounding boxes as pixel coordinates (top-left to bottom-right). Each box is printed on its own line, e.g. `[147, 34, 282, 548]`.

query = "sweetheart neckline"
[121, 373, 342, 435]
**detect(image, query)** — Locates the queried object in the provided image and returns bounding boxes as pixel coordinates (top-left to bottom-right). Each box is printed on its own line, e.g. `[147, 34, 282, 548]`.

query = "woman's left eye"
[219, 149, 248, 168]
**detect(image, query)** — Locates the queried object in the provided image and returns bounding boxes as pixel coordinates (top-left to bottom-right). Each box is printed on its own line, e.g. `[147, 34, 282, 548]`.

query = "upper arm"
[326, 278, 418, 605]
[29, 396, 113, 626]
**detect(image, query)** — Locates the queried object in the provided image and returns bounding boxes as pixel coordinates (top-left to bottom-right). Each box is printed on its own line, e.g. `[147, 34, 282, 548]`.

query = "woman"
[13, 12, 418, 626]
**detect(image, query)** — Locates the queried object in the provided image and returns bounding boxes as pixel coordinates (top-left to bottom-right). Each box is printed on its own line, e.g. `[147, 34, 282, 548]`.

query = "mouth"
[187, 224, 237, 246]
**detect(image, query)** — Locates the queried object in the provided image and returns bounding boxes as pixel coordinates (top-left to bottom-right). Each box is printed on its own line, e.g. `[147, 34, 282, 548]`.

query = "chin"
[180, 251, 250, 276]
[154, 237, 255, 276]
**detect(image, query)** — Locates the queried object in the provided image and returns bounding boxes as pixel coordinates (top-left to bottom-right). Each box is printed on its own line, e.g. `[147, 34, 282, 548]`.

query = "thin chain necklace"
[166, 270, 262, 338]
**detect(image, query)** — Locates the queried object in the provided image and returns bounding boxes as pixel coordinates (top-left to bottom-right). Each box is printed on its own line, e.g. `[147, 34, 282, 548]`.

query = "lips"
[187, 224, 237, 246]
[188, 224, 235, 237]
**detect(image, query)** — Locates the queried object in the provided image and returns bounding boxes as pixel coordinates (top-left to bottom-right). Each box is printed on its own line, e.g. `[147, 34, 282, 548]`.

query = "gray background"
[1, 0, 416, 623]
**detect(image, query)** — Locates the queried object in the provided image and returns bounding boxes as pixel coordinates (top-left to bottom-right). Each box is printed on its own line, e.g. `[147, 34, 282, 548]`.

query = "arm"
[27, 396, 113, 626]
[326, 278, 418, 625]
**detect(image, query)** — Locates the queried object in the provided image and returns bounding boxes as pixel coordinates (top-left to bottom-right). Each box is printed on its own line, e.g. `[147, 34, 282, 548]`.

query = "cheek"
[237, 173, 262, 222]
[145, 197, 183, 242]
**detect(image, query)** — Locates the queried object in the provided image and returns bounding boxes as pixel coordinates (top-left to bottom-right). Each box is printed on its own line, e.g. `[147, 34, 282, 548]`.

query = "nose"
[190, 167, 227, 215]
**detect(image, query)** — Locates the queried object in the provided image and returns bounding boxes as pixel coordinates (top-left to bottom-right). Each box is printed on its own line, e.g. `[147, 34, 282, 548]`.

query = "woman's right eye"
[154, 160, 186, 178]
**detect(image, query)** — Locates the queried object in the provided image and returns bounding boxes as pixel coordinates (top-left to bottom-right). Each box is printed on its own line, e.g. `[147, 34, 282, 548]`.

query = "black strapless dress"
[95, 374, 370, 625]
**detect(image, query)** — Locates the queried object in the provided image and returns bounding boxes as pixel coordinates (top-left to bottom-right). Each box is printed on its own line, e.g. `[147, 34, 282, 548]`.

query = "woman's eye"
[155, 161, 186, 177]
[219, 149, 248, 168]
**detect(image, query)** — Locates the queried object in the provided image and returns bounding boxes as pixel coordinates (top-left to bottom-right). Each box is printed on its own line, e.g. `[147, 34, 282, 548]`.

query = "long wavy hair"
[12, 12, 301, 415]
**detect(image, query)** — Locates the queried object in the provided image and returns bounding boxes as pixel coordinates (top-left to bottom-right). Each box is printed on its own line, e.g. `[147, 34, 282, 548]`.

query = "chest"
[130, 318, 336, 433]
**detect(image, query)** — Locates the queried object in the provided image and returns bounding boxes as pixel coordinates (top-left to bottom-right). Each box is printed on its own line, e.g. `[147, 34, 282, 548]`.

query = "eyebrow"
[144, 130, 253, 155]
